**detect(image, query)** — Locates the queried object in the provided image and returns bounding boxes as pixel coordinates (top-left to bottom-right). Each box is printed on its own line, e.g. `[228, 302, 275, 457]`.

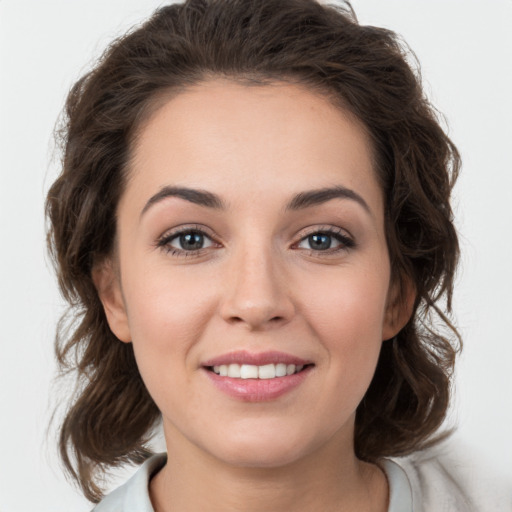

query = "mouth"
[202, 350, 314, 378]
[206, 362, 312, 379]
[201, 351, 314, 401]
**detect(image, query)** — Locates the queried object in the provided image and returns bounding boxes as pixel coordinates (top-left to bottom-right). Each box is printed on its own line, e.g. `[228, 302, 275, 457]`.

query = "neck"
[149, 429, 388, 512]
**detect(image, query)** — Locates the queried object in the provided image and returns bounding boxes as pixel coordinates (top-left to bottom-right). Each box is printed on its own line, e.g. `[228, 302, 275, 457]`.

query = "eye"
[299, 233, 335, 251]
[171, 231, 212, 251]
[157, 227, 217, 255]
[296, 229, 354, 252]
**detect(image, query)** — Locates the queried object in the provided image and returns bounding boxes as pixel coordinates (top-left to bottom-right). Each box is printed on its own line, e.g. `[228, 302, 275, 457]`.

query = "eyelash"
[156, 225, 218, 257]
[156, 225, 355, 258]
[294, 226, 355, 255]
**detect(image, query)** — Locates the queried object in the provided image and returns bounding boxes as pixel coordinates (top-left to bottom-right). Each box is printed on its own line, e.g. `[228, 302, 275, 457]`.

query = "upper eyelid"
[158, 224, 217, 241]
[295, 225, 354, 240]
[155, 224, 354, 248]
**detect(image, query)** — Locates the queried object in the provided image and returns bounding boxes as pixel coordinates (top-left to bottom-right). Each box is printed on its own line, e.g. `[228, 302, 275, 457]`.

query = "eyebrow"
[140, 184, 370, 217]
[286, 186, 370, 213]
[141, 186, 225, 217]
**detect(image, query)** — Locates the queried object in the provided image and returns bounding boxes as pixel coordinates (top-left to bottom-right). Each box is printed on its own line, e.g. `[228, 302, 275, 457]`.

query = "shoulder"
[388, 439, 511, 512]
[92, 453, 167, 512]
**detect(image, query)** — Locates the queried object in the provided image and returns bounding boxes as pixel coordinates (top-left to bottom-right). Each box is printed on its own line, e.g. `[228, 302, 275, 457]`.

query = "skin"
[95, 80, 413, 511]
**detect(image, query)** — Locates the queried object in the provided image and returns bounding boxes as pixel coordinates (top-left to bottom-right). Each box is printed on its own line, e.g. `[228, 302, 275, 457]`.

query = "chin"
[214, 443, 306, 469]
[200, 422, 326, 469]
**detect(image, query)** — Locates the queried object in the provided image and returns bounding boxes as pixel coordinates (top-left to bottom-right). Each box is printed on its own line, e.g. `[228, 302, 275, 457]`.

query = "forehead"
[125, 79, 382, 217]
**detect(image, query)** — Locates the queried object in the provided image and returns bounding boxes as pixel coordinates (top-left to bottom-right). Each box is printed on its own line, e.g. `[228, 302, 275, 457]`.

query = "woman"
[45, 0, 506, 510]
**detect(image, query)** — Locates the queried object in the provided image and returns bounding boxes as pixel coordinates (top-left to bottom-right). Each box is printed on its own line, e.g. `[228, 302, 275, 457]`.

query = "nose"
[219, 245, 295, 330]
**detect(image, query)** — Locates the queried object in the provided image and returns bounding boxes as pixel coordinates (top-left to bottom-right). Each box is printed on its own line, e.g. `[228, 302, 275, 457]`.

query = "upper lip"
[202, 350, 312, 367]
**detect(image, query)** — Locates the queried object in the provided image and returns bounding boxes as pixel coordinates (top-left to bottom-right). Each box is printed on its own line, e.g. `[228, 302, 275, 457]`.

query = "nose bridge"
[220, 238, 294, 329]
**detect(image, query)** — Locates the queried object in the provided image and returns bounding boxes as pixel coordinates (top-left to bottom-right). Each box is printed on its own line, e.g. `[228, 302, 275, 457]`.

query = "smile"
[202, 351, 314, 401]
[210, 363, 304, 379]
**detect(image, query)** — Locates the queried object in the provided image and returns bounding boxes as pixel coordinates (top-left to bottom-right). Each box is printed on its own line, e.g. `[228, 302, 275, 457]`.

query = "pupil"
[309, 233, 331, 250]
[180, 232, 203, 250]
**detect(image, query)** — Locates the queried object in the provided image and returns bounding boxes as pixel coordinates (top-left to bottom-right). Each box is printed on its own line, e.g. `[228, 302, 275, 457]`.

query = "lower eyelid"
[156, 226, 354, 255]
[156, 225, 226, 259]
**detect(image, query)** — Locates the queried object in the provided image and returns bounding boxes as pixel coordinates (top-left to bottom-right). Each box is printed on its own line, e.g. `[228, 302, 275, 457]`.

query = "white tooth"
[286, 364, 296, 376]
[296, 365, 304, 373]
[240, 364, 258, 379]
[228, 364, 241, 378]
[258, 364, 276, 379]
[219, 364, 228, 377]
[275, 363, 287, 377]
[213, 365, 220, 374]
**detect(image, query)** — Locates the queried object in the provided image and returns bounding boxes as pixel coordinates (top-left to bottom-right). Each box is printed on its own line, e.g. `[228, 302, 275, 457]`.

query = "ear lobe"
[382, 277, 416, 341]
[92, 260, 132, 343]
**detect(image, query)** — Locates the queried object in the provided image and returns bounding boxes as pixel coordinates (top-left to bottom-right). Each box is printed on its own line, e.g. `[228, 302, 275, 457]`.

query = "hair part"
[46, 0, 461, 502]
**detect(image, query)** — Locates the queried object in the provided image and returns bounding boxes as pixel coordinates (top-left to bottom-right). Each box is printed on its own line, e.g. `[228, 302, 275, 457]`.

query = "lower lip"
[203, 366, 312, 402]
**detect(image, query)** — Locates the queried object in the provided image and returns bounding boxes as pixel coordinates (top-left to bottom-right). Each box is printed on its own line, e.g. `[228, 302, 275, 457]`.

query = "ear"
[382, 276, 416, 341]
[92, 259, 132, 343]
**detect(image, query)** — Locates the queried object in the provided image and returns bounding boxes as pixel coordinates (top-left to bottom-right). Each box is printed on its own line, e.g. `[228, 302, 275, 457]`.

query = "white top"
[93, 442, 511, 511]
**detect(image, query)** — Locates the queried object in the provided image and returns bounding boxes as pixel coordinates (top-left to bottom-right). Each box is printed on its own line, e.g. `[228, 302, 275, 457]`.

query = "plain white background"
[1, 1, 511, 510]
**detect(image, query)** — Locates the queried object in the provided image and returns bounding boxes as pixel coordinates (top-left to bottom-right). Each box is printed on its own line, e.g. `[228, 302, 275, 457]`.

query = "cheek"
[297, 266, 389, 383]
[299, 264, 389, 335]
[121, 262, 217, 366]
[120, 265, 221, 417]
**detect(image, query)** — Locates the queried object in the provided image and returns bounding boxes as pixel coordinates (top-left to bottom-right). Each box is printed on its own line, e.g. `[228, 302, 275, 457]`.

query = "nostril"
[226, 314, 286, 329]
[220, 292, 295, 329]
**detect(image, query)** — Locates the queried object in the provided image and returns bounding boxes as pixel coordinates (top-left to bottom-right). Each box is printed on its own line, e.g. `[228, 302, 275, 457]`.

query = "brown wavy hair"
[46, 0, 461, 502]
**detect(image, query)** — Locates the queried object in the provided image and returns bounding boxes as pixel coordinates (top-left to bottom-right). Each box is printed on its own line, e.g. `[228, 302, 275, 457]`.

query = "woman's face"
[98, 80, 407, 468]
